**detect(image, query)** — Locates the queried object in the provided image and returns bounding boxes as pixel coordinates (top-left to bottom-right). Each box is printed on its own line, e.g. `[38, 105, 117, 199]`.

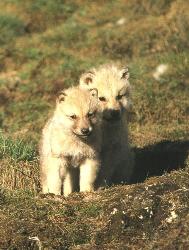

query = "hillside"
[0, 0, 189, 249]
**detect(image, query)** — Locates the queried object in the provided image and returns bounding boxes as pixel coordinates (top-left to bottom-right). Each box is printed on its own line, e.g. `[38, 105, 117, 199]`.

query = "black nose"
[81, 128, 90, 135]
[111, 110, 121, 120]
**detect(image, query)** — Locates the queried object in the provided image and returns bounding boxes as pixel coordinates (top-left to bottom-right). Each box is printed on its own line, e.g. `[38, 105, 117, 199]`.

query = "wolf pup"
[80, 64, 134, 187]
[40, 87, 102, 196]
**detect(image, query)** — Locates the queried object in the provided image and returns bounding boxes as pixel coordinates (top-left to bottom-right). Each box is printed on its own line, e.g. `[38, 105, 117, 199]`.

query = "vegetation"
[0, 0, 188, 248]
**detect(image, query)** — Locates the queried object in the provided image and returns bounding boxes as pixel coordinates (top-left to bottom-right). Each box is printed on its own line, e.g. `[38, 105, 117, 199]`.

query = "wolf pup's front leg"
[80, 158, 100, 192]
[41, 156, 67, 195]
[63, 168, 79, 197]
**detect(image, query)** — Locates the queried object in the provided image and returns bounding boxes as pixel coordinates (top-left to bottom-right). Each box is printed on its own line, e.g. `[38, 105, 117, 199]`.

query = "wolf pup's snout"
[81, 127, 92, 136]
[110, 110, 121, 120]
[103, 109, 121, 122]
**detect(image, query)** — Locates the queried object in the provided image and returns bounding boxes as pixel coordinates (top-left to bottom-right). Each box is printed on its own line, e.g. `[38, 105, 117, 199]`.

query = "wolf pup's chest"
[65, 154, 85, 168]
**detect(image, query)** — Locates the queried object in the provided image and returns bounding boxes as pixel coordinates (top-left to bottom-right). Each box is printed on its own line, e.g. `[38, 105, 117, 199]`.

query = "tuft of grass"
[0, 14, 25, 45]
[126, 0, 175, 16]
[24, 0, 78, 32]
[0, 132, 37, 162]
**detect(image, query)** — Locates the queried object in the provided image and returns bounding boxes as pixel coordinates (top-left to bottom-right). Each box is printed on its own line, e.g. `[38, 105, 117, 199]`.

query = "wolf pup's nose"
[81, 128, 91, 136]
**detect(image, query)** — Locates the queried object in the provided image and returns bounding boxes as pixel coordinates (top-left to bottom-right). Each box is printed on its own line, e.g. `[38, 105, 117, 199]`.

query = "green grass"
[0, 132, 37, 161]
[0, 14, 25, 45]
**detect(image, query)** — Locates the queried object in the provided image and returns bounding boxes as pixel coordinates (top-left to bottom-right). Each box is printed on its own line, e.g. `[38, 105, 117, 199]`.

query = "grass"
[0, 0, 189, 248]
[0, 14, 25, 45]
[0, 132, 37, 161]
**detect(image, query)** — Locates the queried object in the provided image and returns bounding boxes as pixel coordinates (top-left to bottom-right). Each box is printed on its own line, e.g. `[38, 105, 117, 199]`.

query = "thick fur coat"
[40, 87, 102, 196]
[80, 64, 134, 187]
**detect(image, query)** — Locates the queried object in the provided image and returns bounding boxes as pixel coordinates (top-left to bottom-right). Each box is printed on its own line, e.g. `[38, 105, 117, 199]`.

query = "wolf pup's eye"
[88, 111, 96, 118]
[116, 94, 123, 100]
[69, 114, 77, 120]
[99, 97, 106, 102]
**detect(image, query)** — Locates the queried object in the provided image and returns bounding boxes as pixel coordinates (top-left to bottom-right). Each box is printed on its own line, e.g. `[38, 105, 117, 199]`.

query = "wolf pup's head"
[80, 64, 132, 123]
[55, 87, 100, 138]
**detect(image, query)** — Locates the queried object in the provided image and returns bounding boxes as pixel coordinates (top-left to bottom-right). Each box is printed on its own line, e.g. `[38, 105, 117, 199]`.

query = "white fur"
[80, 64, 134, 186]
[40, 87, 102, 196]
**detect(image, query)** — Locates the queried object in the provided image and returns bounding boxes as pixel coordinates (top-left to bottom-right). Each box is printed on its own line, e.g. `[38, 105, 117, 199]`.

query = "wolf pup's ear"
[57, 91, 67, 103]
[120, 67, 129, 80]
[80, 70, 95, 87]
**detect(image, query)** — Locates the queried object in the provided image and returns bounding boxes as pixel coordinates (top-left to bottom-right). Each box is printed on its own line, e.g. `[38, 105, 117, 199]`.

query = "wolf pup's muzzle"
[103, 109, 121, 122]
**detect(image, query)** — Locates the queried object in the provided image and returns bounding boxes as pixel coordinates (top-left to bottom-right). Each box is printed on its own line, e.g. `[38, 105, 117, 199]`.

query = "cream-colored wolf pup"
[40, 87, 102, 196]
[80, 64, 134, 187]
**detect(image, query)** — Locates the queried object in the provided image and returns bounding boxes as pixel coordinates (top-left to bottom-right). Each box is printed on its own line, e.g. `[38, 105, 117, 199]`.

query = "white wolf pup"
[80, 64, 134, 187]
[40, 87, 102, 196]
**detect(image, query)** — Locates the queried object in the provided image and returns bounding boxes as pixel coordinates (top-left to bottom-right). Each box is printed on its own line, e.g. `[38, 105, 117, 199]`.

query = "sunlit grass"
[0, 132, 37, 162]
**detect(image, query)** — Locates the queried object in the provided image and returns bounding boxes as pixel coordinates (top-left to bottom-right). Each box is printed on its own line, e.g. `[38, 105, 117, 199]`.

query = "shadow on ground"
[131, 140, 189, 183]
